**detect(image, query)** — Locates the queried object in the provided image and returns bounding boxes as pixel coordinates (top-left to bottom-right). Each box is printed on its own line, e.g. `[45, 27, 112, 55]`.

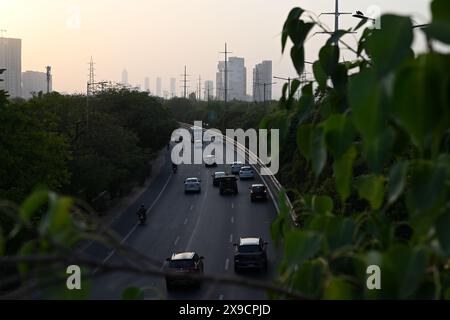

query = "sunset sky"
[0, 0, 432, 97]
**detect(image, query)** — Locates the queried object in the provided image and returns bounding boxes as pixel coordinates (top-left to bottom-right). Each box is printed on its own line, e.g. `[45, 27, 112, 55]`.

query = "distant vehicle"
[204, 155, 217, 167]
[231, 161, 245, 175]
[234, 237, 268, 272]
[249, 184, 268, 202]
[165, 252, 204, 290]
[184, 177, 201, 193]
[239, 166, 254, 180]
[219, 175, 238, 195]
[172, 163, 178, 174]
[212, 171, 226, 187]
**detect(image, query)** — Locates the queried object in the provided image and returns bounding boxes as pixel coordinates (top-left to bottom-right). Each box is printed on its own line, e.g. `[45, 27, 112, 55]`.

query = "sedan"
[165, 252, 204, 290]
[184, 177, 201, 193]
[249, 184, 268, 201]
[231, 161, 245, 175]
[239, 166, 254, 180]
[212, 171, 226, 187]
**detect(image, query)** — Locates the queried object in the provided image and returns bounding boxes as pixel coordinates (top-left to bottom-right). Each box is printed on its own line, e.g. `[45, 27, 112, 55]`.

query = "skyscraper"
[156, 77, 162, 97]
[216, 57, 246, 101]
[22, 70, 51, 99]
[144, 77, 150, 92]
[0, 37, 22, 98]
[228, 57, 246, 101]
[121, 69, 129, 86]
[204, 80, 214, 101]
[216, 61, 225, 101]
[253, 60, 272, 102]
[170, 78, 176, 97]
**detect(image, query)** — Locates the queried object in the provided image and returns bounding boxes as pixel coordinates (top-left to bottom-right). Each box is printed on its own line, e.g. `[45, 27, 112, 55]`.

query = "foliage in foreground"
[268, 0, 450, 299]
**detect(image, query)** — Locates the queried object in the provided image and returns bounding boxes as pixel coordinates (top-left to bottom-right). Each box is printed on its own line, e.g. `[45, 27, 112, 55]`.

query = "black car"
[165, 252, 204, 290]
[234, 237, 268, 272]
[212, 171, 226, 187]
[219, 175, 238, 195]
[249, 184, 268, 202]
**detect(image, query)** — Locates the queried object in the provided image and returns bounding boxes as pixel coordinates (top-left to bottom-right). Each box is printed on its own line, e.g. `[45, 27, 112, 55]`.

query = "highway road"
[87, 136, 280, 300]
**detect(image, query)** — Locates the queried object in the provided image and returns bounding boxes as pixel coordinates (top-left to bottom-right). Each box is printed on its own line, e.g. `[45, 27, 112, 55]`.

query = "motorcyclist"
[136, 204, 147, 224]
[172, 162, 178, 173]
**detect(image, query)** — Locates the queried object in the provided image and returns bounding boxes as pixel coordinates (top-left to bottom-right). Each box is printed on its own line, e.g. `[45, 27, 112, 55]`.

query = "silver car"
[184, 177, 201, 193]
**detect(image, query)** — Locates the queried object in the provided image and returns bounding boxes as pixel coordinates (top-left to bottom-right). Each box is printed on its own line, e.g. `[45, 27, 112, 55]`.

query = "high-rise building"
[204, 80, 214, 101]
[121, 69, 129, 86]
[22, 70, 51, 99]
[228, 57, 246, 101]
[216, 61, 225, 101]
[0, 37, 22, 98]
[156, 77, 162, 97]
[253, 60, 272, 102]
[144, 77, 150, 92]
[170, 78, 176, 97]
[216, 57, 246, 101]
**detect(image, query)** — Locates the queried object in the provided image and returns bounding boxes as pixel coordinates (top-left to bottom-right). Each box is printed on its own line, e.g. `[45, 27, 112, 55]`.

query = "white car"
[231, 161, 245, 175]
[184, 177, 201, 193]
[239, 166, 254, 180]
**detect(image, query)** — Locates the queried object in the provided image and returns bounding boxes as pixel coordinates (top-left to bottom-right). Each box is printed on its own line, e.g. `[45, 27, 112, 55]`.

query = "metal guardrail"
[178, 122, 297, 225]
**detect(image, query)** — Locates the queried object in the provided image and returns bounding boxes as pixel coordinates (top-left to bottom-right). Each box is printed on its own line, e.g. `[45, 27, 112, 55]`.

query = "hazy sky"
[0, 0, 432, 97]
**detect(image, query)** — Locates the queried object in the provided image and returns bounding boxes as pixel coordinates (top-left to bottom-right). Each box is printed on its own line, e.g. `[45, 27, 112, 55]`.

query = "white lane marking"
[93, 173, 172, 274]
[174, 236, 180, 246]
[229, 234, 233, 243]
[190, 204, 194, 211]
[219, 294, 224, 300]
[231, 216, 235, 224]
[231, 203, 234, 209]
[225, 259, 230, 270]
[184, 218, 188, 225]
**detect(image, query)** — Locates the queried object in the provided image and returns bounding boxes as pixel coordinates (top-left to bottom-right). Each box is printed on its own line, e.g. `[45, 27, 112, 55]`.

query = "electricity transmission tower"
[46, 66, 51, 94]
[219, 43, 232, 103]
[197, 75, 202, 101]
[180, 66, 190, 99]
[320, 0, 353, 44]
[254, 81, 276, 104]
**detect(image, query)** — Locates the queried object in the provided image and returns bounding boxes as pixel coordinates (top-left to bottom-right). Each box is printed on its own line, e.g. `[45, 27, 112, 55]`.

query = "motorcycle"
[172, 165, 178, 174]
[138, 213, 147, 225]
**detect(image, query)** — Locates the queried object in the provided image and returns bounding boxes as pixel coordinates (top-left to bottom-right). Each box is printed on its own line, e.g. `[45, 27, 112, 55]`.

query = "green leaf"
[348, 69, 386, 145]
[0, 227, 4, 256]
[387, 161, 409, 206]
[392, 54, 449, 151]
[406, 160, 448, 217]
[18, 241, 37, 277]
[291, 45, 306, 76]
[324, 217, 356, 253]
[327, 30, 351, 46]
[291, 260, 325, 298]
[311, 127, 327, 177]
[436, 212, 450, 257]
[284, 231, 322, 266]
[319, 44, 340, 76]
[356, 175, 385, 210]
[425, 0, 450, 44]
[313, 61, 327, 89]
[333, 145, 357, 203]
[366, 15, 414, 76]
[282, 8, 309, 53]
[296, 124, 313, 160]
[312, 195, 333, 215]
[19, 190, 49, 222]
[363, 127, 395, 173]
[122, 287, 144, 300]
[39, 195, 73, 236]
[323, 277, 355, 300]
[289, 79, 301, 100]
[324, 114, 355, 159]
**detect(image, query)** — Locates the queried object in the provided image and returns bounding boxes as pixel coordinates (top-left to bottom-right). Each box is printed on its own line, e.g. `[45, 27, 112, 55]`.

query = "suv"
[212, 171, 226, 187]
[249, 184, 268, 201]
[165, 252, 204, 290]
[184, 177, 201, 193]
[234, 237, 268, 272]
[219, 175, 238, 195]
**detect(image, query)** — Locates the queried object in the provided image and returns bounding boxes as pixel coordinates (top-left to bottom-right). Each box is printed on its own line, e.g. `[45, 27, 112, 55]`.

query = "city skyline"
[0, 0, 432, 97]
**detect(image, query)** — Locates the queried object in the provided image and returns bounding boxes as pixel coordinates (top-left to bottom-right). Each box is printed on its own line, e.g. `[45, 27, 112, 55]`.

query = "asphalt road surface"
[88, 137, 280, 300]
